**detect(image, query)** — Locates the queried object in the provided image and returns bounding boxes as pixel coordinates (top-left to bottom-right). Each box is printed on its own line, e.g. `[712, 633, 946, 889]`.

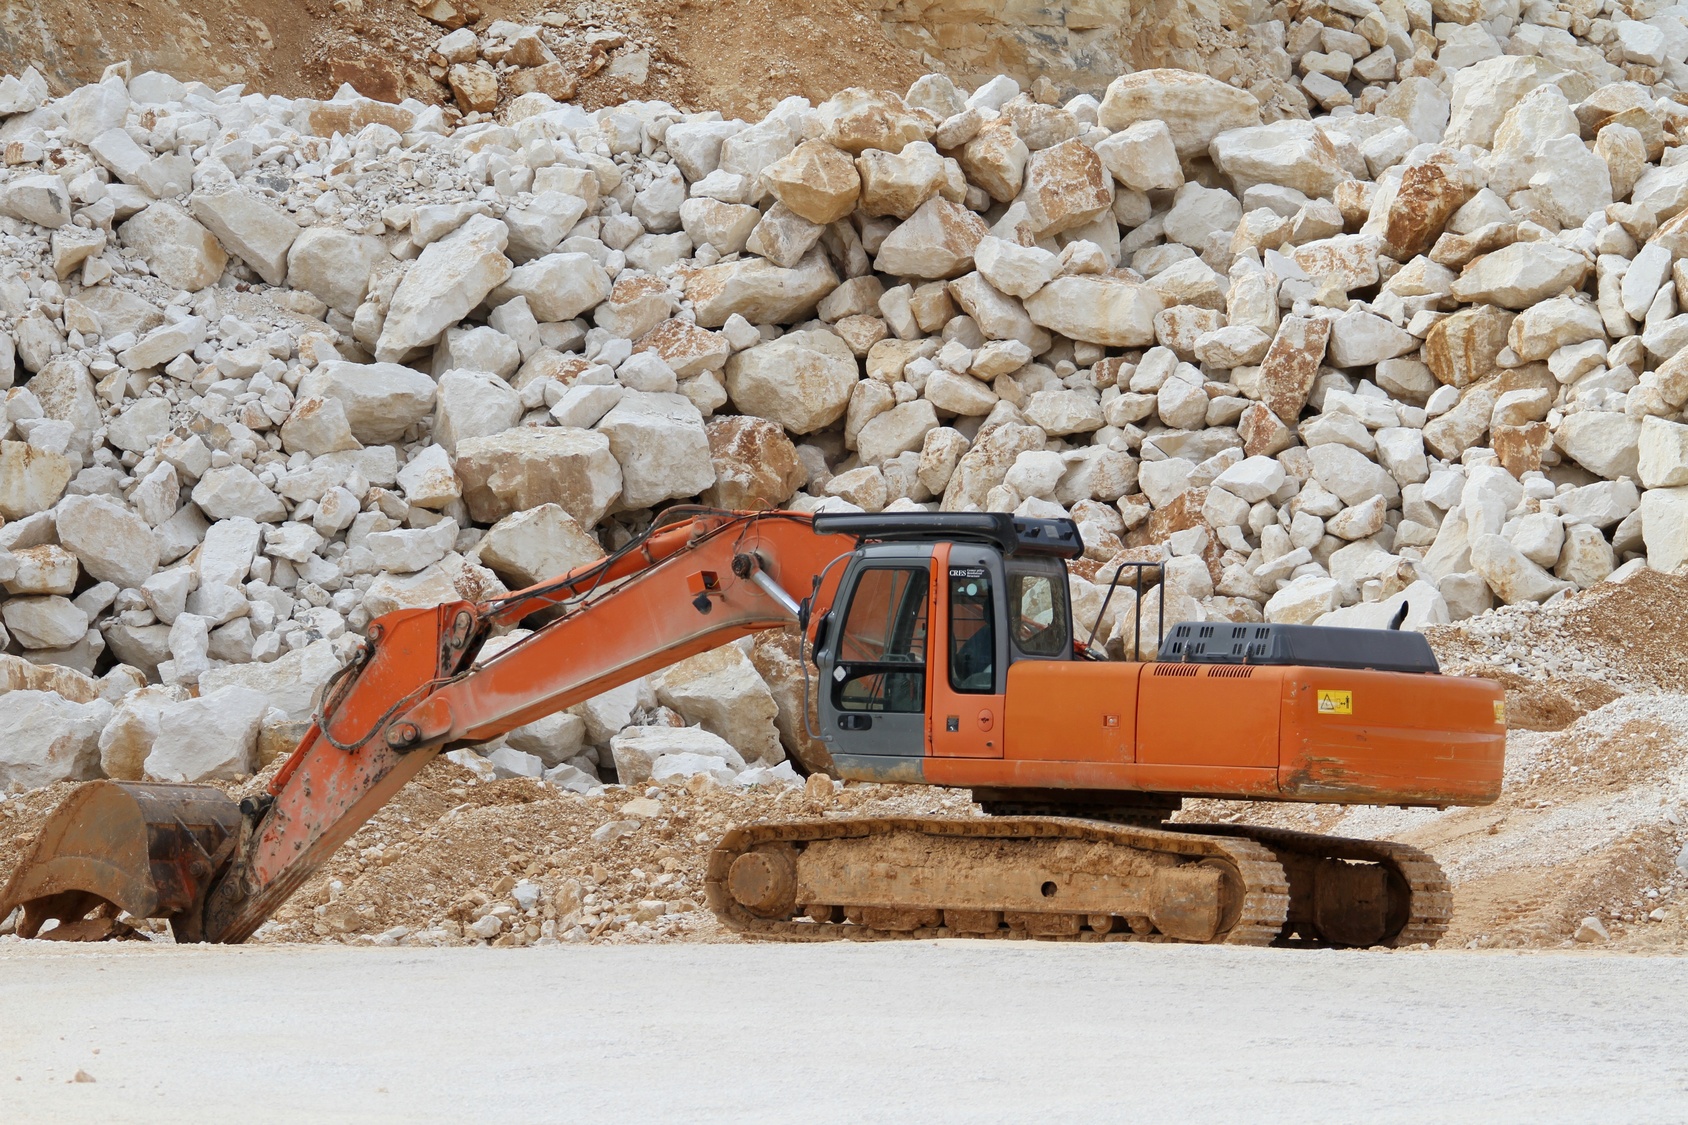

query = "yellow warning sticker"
[1494, 700, 1507, 725]
[1317, 689, 1353, 716]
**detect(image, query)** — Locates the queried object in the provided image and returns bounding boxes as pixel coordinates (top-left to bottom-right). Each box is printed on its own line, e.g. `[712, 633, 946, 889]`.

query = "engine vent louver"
[1158, 622, 1439, 675]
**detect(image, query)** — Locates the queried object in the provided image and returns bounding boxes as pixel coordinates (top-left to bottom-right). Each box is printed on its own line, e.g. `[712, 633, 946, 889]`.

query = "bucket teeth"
[0, 780, 242, 942]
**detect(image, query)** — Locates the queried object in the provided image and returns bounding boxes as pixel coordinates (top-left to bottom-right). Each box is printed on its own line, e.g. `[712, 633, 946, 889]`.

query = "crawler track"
[707, 817, 1450, 948]
[707, 816, 1291, 945]
[1176, 823, 1453, 948]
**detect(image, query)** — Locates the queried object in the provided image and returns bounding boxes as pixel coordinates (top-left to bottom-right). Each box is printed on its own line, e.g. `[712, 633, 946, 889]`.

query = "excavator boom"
[3, 509, 849, 943]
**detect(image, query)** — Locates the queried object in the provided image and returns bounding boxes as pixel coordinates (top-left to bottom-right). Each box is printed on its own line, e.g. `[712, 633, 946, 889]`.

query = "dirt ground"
[2, 0, 1277, 119]
[4, 941, 1687, 1123]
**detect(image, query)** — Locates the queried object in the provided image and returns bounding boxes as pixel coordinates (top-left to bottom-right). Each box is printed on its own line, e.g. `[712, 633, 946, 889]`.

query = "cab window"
[1007, 562, 1071, 658]
[948, 567, 995, 693]
[834, 566, 928, 712]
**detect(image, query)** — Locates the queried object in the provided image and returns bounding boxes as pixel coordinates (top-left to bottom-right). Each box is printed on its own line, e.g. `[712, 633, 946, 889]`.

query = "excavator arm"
[1, 509, 855, 943]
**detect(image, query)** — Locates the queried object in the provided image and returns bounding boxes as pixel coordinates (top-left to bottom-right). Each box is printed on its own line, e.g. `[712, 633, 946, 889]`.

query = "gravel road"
[2, 941, 1683, 1122]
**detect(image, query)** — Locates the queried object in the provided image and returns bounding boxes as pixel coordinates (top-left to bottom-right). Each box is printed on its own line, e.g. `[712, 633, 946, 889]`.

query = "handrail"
[1086, 560, 1167, 661]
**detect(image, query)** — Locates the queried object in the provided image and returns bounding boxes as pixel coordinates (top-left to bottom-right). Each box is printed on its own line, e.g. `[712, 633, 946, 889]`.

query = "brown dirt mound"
[1425, 569, 1688, 733]
[5, 0, 1277, 119]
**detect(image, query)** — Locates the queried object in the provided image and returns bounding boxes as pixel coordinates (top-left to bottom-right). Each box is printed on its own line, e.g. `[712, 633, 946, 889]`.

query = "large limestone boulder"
[724, 329, 858, 434]
[1444, 55, 1563, 149]
[0, 441, 75, 519]
[1210, 121, 1348, 199]
[1554, 412, 1642, 480]
[1265, 575, 1342, 624]
[1426, 306, 1514, 388]
[3, 595, 91, 649]
[817, 87, 933, 154]
[1642, 486, 1688, 571]
[1098, 69, 1264, 160]
[474, 504, 606, 588]
[652, 643, 784, 766]
[55, 494, 158, 589]
[858, 400, 939, 466]
[1639, 416, 1688, 489]
[189, 187, 300, 287]
[748, 630, 835, 775]
[701, 416, 806, 509]
[1094, 120, 1183, 193]
[1023, 275, 1162, 346]
[1016, 138, 1114, 236]
[1471, 533, 1572, 604]
[1450, 243, 1591, 309]
[199, 639, 342, 722]
[489, 251, 611, 323]
[1370, 151, 1476, 261]
[873, 197, 989, 279]
[595, 391, 716, 509]
[957, 116, 1029, 202]
[0, 691, 112, 789]
[378, 215, 513, 360]
[280, 393, 362, 456]
[941, 423, 1046, 510]
[2, 174, 73, 229]
[685, 248, 839, 327]
[144, 686, 268, 783]
[610, 725, 745, 786]
[856, 141, 947, 220]
[1308, 443, 1399, 506]
[390, 446, 457, 512]
[634, 319, 731, 378]
[0, 653, 102, 701]
[762, 140, 861, 224]
[454, 428, 623, 526]
[98, 686, 186, 781]
[285, 226, 387, 316]
[117, 201, 226, 291]
[298, 361, 438, 445]
[362, 555, 507, 618]
[432, 369, 522, 456]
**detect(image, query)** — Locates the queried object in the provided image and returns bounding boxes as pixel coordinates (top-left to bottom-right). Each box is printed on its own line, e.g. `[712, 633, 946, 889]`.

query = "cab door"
[930, 542, 1007, 758]
[813, 547, 933, 761]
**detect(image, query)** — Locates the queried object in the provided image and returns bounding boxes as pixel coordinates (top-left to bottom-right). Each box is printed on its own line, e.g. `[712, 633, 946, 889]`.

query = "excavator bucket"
[0, 781, 242, 942]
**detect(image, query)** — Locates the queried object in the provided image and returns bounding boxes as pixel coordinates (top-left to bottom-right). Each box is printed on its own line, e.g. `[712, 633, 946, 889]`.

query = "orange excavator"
[0, 509, 1505, 947]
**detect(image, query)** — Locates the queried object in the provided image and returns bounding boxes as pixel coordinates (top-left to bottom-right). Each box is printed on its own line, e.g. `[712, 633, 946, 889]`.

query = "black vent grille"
[1158, 621, 1439, 675]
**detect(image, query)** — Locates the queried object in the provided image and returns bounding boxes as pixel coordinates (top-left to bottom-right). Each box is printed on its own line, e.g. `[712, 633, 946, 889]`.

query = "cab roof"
[812, 512, 1083, 560]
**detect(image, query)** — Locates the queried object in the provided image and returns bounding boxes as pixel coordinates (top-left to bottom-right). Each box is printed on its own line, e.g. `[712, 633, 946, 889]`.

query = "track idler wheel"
[0, 781, 242, 942]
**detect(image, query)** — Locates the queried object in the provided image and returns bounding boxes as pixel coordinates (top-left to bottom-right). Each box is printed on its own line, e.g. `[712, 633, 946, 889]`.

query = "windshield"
[1006, 559, 1070, 658]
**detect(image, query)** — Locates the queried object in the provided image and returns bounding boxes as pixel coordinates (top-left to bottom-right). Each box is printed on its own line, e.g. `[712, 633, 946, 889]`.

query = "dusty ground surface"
[2, 0, 1277, 118]
[1, 941, 1684, 1123]
[0, 757, 974, 947]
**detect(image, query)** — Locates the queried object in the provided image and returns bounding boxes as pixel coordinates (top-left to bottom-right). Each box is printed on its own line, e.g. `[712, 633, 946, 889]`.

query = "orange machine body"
[832, 548, 1506, 809]
[969, 661, 1504, 806]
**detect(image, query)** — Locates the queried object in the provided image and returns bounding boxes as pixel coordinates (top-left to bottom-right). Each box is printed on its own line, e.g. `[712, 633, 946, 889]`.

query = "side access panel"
[1136, 664, 1285, 793]
[929, 661, 1278, 799]
[1276, 667, 1506, 806]
[1000, 660, 1139, 764]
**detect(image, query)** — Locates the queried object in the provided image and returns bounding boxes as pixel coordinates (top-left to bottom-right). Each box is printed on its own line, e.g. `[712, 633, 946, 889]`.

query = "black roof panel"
[813, 512, 1083, 559]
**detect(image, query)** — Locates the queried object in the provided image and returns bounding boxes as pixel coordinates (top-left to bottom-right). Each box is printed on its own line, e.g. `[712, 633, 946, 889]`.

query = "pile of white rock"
[3, 0, 1688, 789]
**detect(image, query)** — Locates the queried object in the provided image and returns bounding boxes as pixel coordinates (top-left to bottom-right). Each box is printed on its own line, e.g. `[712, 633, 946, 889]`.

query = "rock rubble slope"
[3, 5, 1688, 850]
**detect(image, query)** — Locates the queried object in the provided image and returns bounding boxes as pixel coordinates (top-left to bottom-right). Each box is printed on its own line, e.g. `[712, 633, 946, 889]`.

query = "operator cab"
[808, 514, 1082, 774]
